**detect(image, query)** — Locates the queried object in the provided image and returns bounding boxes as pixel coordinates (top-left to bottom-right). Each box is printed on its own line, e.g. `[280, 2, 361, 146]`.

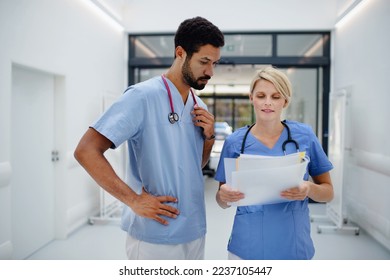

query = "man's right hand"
[131, 187, 179, 225]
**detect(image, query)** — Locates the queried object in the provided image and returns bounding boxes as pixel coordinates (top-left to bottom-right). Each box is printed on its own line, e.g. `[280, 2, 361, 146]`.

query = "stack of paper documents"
[225, 152, 309, 206]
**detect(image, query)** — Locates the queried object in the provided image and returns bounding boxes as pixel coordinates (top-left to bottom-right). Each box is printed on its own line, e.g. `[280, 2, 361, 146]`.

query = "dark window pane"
[277, 34, 323, 57]
[135, 36, 174, 58]
[222, 35, 272, 57]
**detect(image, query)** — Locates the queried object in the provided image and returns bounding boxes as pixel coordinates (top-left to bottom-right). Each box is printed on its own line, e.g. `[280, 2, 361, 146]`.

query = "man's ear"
[175, 46, 186, 60]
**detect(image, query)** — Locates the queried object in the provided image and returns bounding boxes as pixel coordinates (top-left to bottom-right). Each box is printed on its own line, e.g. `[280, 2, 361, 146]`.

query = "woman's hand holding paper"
[216, 184, 245, 208]
[280, 181, 310, 201]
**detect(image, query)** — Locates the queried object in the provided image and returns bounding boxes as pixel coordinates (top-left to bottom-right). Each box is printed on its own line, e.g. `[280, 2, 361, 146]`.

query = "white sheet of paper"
[237, 152, 302, 170]
[224, 152, 304, 186]
[224, 158, 237, 187]
[228, 157, 309, 206]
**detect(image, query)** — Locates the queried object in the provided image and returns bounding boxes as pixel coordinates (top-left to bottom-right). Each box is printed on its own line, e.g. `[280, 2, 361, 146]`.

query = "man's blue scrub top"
[92, 76, 207, 244]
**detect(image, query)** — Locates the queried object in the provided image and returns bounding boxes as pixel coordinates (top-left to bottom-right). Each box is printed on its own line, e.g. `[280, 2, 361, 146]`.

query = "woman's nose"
[264, 97, 272, 106]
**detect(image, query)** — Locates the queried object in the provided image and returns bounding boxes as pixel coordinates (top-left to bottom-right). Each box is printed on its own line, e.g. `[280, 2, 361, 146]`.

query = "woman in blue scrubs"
[214, 66, 334, 260]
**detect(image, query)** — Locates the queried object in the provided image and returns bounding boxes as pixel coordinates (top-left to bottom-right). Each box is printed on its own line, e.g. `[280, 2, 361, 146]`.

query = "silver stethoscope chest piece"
[168, 112, 179, 124]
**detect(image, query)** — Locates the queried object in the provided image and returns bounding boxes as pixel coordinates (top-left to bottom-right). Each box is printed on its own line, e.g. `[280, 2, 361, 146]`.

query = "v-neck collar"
[247, 127, 287, 152]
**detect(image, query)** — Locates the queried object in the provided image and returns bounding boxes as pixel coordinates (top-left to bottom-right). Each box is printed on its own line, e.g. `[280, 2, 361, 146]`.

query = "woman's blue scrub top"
[215, 121, 333, 259]
[92, 76, 207, 245]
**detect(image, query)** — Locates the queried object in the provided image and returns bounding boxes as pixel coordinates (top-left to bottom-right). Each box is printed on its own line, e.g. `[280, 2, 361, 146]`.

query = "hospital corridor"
[1, 0, 390, 268]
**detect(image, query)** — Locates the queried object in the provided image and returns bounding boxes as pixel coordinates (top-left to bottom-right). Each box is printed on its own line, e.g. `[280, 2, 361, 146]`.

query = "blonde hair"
[250, 66, 292, 107]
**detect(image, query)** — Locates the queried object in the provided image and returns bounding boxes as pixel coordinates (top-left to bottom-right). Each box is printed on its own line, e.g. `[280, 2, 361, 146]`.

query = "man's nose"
[204, 64, 214, 77]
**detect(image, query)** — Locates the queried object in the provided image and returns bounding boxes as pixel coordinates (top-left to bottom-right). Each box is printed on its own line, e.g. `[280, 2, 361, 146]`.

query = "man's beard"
[182, 58, 210, 90]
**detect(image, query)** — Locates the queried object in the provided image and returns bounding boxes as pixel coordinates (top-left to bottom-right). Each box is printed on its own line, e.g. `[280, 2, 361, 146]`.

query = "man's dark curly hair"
[174, 16, 224, 58]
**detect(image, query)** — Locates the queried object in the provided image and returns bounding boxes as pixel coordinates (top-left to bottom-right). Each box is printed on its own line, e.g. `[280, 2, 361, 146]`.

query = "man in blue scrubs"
[74, 17, 224, 259]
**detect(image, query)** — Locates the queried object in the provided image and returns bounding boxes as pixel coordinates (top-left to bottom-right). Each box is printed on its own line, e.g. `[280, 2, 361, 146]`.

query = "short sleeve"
[92, 87, 144, 149]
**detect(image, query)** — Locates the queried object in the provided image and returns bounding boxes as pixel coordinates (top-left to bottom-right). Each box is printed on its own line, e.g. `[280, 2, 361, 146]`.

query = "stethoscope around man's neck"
[240, 120, 300, 155]
[161, 74, 197, 124]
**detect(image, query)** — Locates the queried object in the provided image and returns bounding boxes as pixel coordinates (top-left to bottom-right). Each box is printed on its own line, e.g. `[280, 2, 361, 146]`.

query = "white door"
[11, 65, 55, 259]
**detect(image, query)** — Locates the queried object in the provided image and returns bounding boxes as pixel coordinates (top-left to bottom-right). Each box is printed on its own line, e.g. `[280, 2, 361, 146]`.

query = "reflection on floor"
[27, 177, 390, 260]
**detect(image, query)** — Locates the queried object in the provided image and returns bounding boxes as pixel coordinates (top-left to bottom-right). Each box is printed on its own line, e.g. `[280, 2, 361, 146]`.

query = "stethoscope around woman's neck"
[161, 74, 197, 124]
[240, 120, 300, 155]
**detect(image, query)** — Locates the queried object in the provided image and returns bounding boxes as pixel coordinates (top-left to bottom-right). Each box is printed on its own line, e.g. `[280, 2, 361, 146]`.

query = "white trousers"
[125, 234, 205, 260]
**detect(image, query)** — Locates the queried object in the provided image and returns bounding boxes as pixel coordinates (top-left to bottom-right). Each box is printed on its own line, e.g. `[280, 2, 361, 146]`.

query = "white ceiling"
[98, 0, 357, 32]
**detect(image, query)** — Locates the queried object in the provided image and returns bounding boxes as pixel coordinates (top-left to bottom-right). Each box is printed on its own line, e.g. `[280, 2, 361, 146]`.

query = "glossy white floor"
[27, 177, 390, 260]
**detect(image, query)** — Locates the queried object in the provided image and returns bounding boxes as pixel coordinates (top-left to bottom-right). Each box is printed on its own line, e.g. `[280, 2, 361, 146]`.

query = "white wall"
[332, 0, 390, 250]
[0, 0, 127, 259]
